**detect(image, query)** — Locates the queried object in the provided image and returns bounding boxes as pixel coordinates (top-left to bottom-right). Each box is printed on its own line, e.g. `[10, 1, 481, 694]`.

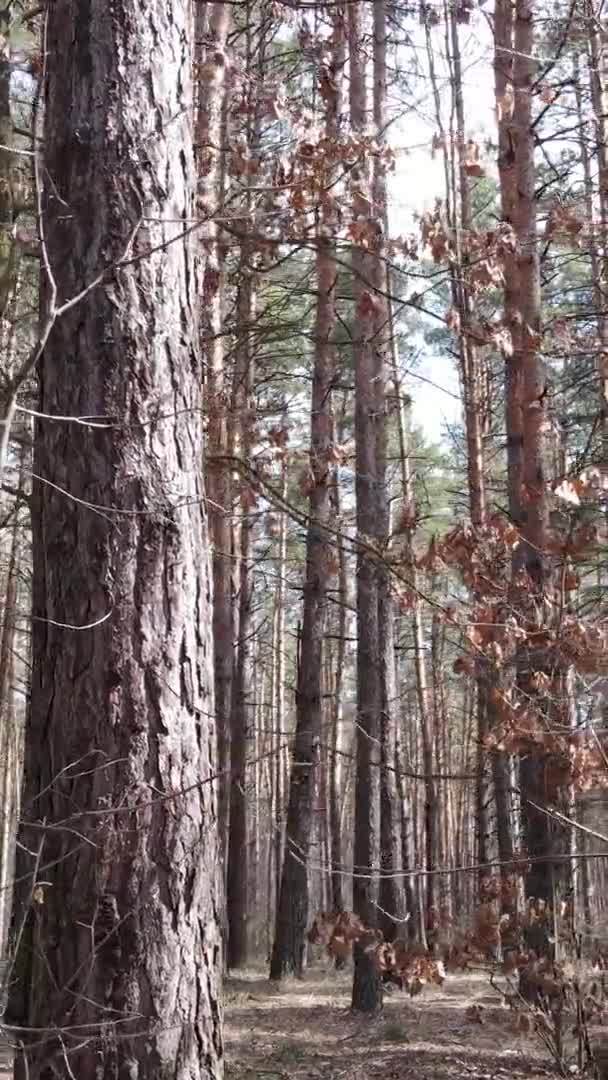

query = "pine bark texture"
[9, 4, 223, 1078]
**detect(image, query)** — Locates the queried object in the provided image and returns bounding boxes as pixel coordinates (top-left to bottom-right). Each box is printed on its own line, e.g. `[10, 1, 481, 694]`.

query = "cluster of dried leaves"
[308, 910, 446, 996]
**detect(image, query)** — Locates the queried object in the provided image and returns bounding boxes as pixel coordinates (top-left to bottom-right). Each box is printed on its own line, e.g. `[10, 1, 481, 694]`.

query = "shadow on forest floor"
[224, 967, 561, 1080]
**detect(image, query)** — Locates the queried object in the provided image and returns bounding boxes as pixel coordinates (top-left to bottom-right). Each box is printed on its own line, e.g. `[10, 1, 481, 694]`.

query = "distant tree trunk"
[495, 0, 522, 525]
[7, 3, 223, 1076]
[353, 931, 383, 1012]
[329, 446, 348, 914]
[349, 0, 383, 1013]
[492, 0, 521, 902]
[328, 394, 351, 916]
[497, 0, 557, 938]
[586, 0, 608, 451]
[390, 351, 425, 940]
[448, 11, 486, 534]
[378, 596, 405, 942]
[578, 35, 608, 926]
[270, 18, 343, 979]
[372, 0, 405, 944]
[510, 0, 554, 912]
[0, 0, 15, 324]
[272, 458, 288, 914]
[0, 296, 24, 966]
[226, 257, 255, 970]
[196, 3, 233, 872]
[447, 8, 494, 891]
[0, 492, 20, 958]
[349, 0, 380, 932]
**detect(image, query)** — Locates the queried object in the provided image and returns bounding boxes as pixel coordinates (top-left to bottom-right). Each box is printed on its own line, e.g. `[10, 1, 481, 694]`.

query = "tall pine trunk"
[270, 15, 343, 978]
[447, 9, 494, 892]
[226, 258, 255, 970]
[493, 0, 521, 894]
[349, 0, 382, 1012]
[196, 3, 233, 871]
[510, 0, 554, 910]
[373, 0, 406, 943]
[0, 490, 20, 959]
[329, 436, 348, 914]
[8, 3, 223, 1076]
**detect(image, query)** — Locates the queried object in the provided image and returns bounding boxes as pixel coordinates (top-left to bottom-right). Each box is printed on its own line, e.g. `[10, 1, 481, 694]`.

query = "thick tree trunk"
[270, 18, 343, 978]
[7, 4, 223, 1077]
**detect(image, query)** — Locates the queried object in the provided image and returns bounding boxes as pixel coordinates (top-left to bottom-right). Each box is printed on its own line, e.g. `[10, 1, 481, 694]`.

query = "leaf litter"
[225, 967, 559, 1080]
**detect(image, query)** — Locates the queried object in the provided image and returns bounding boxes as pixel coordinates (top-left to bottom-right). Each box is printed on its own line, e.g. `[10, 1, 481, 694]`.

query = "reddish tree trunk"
[8, 4, 223, 1076]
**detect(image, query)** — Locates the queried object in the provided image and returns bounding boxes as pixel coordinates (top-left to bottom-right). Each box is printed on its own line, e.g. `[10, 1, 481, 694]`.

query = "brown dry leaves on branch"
[308, 910, 446, 995]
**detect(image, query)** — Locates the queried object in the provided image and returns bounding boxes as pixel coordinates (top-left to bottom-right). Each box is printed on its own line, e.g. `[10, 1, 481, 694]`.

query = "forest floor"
[225, 965, 566, 1080]
[0, 964, 580, 1078]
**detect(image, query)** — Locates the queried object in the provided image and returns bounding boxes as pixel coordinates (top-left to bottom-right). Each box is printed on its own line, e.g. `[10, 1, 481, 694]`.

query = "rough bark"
[7, 4, 223, 1078]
